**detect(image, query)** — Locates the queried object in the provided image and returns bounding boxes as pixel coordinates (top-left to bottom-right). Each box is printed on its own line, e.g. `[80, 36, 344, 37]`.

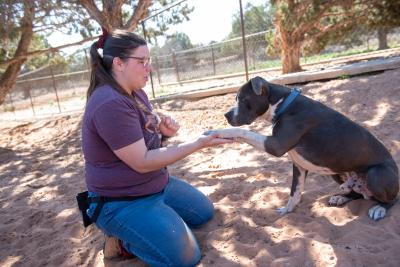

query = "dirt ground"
[1, 68, 400, 267]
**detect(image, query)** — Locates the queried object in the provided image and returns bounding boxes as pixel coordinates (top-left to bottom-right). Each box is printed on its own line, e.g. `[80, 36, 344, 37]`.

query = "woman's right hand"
[196, 133, 234, 149]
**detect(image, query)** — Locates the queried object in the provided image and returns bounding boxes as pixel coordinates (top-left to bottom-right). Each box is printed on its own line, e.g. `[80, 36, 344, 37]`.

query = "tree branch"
[0, 36, 98, 68]
[79, 0, 109, 30]
[125, 0, 153, 31]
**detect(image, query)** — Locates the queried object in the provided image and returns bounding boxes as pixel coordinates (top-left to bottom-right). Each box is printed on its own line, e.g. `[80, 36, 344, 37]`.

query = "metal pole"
[83, 48, 90, 70]
[142, 21, 156, 99]
[27, 84, 36, 116]
[239, 0, 249, 81]
[154, 56, 162, 85]
[172, 52, 181, 83]
[84, 48, 91, 80]
[8, 93, 16, 119]
[211, 44, 216, 76]
[50, 66, 62, 113]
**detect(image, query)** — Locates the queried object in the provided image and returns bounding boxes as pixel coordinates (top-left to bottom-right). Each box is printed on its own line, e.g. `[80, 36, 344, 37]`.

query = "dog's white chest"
[288, 150, 336, 175]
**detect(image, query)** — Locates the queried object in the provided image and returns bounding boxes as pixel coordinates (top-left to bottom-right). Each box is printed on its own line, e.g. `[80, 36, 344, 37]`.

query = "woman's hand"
[196, 133, 234, 149]
[159, 115, 180, 137]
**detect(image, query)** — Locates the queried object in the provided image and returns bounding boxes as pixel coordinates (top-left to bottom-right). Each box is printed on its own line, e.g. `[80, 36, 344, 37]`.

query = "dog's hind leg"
[328, 191, 364, 206]
[277, 164, 308, 215]
[366, 164, 399, 221]
[329, 174, 364, 206]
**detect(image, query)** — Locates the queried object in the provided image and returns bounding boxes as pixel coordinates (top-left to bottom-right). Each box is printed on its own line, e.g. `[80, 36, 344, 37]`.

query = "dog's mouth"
[225, 113, 252, 126]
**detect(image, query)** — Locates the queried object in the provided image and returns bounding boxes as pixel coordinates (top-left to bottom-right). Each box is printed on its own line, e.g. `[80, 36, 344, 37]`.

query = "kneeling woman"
[81, 29, 231, 267]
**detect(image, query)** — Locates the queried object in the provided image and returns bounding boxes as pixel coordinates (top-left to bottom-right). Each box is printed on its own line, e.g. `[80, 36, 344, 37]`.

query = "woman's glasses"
[124, 56, 151, 67]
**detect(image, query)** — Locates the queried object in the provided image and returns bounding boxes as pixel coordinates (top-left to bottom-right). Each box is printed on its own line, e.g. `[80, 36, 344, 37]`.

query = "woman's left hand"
[159, 115, 180, 137]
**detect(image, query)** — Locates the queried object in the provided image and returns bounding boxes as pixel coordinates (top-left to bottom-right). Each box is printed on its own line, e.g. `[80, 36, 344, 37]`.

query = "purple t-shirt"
[81, 84, 168, 197]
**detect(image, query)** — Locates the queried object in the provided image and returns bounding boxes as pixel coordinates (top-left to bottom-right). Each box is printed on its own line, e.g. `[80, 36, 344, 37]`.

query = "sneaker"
[103, 235, 136, 260]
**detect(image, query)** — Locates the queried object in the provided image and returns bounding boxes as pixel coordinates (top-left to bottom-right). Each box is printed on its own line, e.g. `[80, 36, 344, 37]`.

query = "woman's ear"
[112, 57, 125, 72]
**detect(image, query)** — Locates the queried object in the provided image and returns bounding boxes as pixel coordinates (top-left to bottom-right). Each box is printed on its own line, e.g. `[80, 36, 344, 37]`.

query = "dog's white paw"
[203, 129, 230, 139]
[368, 205, 386, 221]
[276, 206, 292, 215]
[203, 128, 241, 139]
[328, 195, 351, 206]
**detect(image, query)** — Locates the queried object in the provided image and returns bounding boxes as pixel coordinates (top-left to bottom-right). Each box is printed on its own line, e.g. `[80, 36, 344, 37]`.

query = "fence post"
[211, 44, 216, 76]
[154, 56, 162, 85]
[84, 48, 90, 69]
[8, 93, 16, 119]
[141, 21, 156, 99]
[239, 0, 249, 81]
[172, 52, 181, 83]
[27, 84, 36, 117]
[84, 48, 91, 80]
[49, 66, 62, 113]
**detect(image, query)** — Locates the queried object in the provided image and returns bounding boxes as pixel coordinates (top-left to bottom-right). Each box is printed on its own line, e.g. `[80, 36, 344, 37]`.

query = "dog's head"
[224, 76, 270, 126]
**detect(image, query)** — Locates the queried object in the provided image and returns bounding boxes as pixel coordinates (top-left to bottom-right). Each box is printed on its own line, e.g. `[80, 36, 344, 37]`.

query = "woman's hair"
[87, 29, 147, 100]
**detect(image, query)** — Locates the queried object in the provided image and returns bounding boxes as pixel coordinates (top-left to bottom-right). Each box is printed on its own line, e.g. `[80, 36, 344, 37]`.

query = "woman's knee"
[168, 244, 201, 267]
[193, 198, 214, 226]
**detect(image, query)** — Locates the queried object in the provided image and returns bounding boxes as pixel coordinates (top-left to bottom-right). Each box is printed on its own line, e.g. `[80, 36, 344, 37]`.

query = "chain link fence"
[1, 0, 400, 121]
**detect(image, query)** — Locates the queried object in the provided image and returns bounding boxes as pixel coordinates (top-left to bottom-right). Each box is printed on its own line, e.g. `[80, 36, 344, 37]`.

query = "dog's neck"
[262, 85, 298, 124]
[259, 98, 283, 123]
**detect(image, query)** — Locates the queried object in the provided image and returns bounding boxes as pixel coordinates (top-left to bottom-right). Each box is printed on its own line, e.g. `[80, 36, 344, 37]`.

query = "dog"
[206, 76, 399, 220]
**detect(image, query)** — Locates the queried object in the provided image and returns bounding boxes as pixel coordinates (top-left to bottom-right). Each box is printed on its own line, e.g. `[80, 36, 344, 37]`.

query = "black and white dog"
[206, 76, 399, 220]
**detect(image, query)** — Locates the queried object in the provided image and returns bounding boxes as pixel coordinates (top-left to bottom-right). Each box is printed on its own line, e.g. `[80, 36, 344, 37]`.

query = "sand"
[1, 68, 399, 267]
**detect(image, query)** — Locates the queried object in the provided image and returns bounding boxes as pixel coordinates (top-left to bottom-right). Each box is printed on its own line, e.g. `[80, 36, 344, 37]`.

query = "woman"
[81, 29, 231, 267]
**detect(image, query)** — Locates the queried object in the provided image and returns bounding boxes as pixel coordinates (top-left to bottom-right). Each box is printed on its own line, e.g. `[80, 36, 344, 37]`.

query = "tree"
[366, 1, 400, 50]
[0, 0, 35, 105]
[221, 3, 274, 63]
[0, 0, 92, 105]
[229, 3, 274, 38]
[0, 0, 193, 105]
[154, 32, 193, 54]
[271, 0, 375, 74]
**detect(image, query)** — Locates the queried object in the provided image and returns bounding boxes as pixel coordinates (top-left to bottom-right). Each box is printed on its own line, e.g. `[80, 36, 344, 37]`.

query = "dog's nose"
[224, 111, 231, 120]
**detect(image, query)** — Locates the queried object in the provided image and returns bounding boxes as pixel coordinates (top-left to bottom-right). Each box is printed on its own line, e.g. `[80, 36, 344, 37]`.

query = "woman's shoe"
[103, 235, 135, 260]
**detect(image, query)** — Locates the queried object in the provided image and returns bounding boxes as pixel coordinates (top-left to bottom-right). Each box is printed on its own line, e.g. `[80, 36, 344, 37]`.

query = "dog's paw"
[368, 205, 386, 221]
[203, 129, 238, 139]
[328, 195, 351, 206]
[276, 206, 292, 215]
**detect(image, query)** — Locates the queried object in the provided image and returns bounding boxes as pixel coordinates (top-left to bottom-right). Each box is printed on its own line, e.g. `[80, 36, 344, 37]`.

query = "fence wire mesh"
[1, 0, 400, 121]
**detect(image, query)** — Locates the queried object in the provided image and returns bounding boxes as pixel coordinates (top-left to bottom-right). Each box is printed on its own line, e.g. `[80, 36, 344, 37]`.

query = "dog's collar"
[273, 87, 301, 123]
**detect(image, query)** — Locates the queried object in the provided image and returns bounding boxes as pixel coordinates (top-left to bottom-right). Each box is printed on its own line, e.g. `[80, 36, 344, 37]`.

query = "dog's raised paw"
[328, 195, 351, 206]
[368, 205, 386, 221]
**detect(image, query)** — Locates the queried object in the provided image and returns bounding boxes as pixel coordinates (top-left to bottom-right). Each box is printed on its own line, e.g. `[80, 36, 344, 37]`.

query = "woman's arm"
[113, 134, 231, 173]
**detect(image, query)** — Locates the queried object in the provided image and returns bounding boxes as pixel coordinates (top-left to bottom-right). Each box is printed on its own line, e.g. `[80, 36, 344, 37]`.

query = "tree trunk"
[0, 1, 34, 105]
[378, 28, 388, 50]
[281, 37, 302, 74]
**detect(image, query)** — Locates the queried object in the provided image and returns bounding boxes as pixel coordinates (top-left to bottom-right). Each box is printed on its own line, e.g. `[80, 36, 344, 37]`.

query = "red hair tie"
[97, 27, 109, 49]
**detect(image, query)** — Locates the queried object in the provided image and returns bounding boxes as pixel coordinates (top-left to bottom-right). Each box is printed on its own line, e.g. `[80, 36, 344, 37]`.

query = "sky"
[47, 0, 266, 54]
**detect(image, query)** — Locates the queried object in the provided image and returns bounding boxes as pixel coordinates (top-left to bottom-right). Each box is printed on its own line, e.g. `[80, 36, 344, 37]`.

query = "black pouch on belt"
[76, 191, 93, 227]
[76, 191, 149, 227]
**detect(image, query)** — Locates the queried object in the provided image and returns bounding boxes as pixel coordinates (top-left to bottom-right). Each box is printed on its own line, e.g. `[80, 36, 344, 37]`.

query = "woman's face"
[118, 45, 151, 92]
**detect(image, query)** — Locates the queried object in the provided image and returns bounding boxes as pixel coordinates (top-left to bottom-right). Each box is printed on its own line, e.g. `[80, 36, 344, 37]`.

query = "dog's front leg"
[277, 164, 307, 215]
[204, 128, 267, 151]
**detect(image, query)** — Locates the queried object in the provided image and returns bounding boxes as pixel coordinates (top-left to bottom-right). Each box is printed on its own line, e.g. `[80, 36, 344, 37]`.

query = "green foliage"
[151, 32, 194, 54]
[221, 3, 274, 59]
[367, 0, 400, 28]
[229, 3, 273, 38]
[141, 1, 194, 45]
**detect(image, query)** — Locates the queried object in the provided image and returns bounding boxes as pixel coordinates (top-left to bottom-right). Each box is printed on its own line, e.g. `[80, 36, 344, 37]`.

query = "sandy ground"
[1, 68, 400, 267]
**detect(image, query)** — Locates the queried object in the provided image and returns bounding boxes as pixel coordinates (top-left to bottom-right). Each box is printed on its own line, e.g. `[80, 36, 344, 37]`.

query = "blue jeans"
[87, 176, 214, 267]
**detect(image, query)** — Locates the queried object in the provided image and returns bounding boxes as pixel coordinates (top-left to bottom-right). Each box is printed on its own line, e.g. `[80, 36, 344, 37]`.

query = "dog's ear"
[250, 76, 268, 95]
